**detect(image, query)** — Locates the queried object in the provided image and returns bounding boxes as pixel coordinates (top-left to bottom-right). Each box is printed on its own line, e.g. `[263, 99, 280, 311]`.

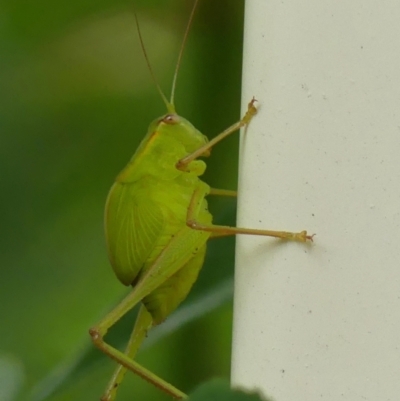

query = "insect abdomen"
[142, 243, 207, 325]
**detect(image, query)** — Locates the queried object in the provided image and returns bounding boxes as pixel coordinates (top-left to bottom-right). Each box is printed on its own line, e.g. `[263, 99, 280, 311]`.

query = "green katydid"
[89, 1, 313, 400]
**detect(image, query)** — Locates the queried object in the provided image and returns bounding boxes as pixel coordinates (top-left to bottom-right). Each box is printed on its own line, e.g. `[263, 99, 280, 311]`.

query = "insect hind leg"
[99, 305, 152, 401]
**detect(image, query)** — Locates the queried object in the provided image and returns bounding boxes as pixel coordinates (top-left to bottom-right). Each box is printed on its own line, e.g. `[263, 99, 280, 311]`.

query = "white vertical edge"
[232, 1, 400, 401]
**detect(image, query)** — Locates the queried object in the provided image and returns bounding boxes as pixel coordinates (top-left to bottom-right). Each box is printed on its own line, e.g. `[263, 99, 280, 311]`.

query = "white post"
[232, 1, 400, 401]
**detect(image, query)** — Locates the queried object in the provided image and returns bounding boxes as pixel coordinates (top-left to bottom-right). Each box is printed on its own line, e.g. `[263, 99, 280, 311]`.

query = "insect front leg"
[177, 98, 257, 170]
[187, 184, 314, 242]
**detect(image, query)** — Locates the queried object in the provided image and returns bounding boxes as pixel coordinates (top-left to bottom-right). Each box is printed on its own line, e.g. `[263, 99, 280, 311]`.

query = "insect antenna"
[169, 0, 200, 108]
[133, 11, 174, 113]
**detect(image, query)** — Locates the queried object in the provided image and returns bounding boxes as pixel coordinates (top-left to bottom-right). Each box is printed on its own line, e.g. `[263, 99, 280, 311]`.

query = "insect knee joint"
[186, 219, 199, 229]
[89, 326, 103, 345]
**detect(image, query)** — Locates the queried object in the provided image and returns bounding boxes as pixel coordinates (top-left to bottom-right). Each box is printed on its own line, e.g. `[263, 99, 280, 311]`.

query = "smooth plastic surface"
[232, 1, 400, 400]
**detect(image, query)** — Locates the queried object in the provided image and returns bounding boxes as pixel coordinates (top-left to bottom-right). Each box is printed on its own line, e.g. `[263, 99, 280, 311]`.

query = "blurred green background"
[0, 1, 245, 400]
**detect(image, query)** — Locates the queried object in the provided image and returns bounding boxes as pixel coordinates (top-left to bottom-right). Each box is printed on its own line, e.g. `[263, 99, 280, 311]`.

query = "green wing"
[105, 182, 165, 286]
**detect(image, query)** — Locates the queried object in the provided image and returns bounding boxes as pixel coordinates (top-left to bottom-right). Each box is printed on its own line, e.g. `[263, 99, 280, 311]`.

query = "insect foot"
[307, 233, 316, 242]
[248, 96, 258, 112]
[299, 231, 315, 242]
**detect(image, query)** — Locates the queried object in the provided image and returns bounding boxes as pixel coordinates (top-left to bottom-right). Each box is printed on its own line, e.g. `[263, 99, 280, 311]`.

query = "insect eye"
[162, 114, 179, 125]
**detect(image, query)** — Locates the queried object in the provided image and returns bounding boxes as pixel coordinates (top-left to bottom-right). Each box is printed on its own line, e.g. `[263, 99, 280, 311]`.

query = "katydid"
[89, 1, 313, 400]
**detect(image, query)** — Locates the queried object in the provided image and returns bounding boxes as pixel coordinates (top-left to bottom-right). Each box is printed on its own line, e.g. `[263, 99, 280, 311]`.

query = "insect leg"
[101, 305, 152, 401]
[207, 188, 238, 239]
[90, 298, 186, 399]
[187, 184, 314, 242]
[177, 98, 257, 169]
[91, 331, 186, 399]
[90, 228, 209, 399]
[209, 188, 237, 197]
[90, 296, 186, 399]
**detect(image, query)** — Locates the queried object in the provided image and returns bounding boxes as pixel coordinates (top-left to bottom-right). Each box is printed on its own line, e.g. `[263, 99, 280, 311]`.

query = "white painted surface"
[232, 1, 400, 401]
